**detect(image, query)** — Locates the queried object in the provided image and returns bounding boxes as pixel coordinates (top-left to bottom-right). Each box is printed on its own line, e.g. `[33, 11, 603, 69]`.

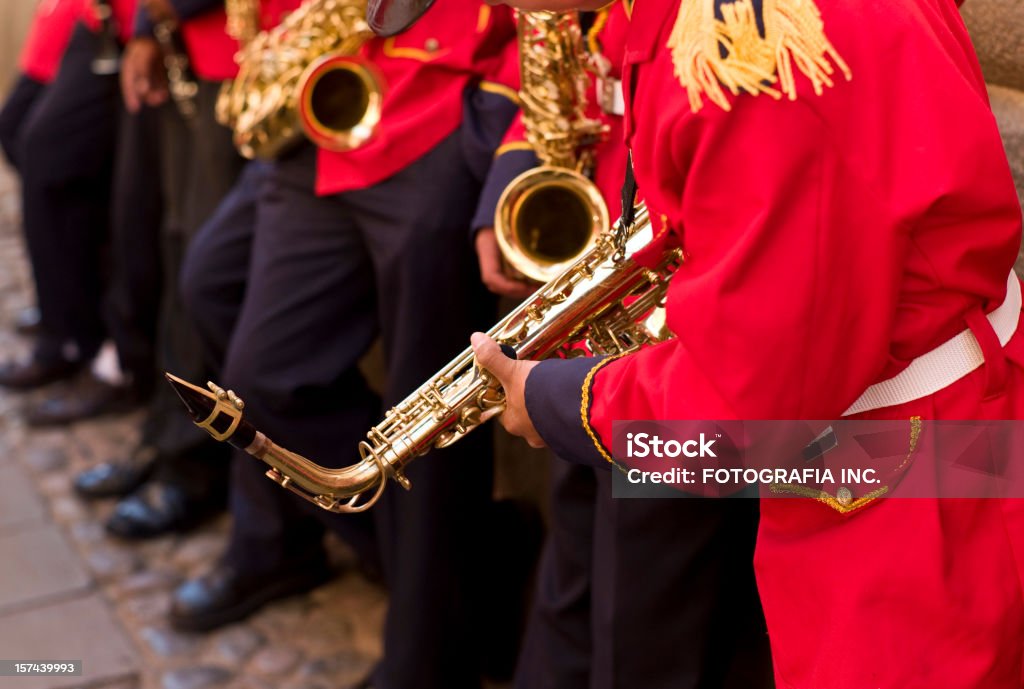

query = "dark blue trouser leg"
[514, 461, 596, 689]
[18, 25, 117, 362]
[0, 74, 46, 172]
[212, 145, 380, 572]
[590, 473, 772, 689]
[345, 131, 496, 689]
[181, 160, 269, 375]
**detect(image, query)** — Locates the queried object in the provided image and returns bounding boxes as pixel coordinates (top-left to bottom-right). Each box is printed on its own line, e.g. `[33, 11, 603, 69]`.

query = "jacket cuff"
[525, 357, 609, 468]
[470, 148, 538, 238]
[133, 8, 154, 37]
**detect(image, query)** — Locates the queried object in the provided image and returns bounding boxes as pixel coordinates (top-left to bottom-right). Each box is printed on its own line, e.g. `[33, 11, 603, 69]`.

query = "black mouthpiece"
[164, 373, 257, 449]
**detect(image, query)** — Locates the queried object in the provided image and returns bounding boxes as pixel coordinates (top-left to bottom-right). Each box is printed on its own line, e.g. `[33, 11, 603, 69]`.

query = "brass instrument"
[153, 19, 199, 121]
[494, 11, 609, 284]
[167, 204, 681, 513]
[216, 0, 383, 160]
[91, 0, 121, 75]
[223, 0, 261, 45]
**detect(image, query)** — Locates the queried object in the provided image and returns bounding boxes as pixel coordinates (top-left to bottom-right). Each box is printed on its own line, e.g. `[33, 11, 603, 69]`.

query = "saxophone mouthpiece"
[165, 373, 214, 421]
[164, 373, 256, 447]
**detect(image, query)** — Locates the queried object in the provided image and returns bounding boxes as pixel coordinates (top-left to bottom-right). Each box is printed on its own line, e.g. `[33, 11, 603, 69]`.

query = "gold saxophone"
[494, 11, 609, 284]
[216, 0, 383, 160]
[167, 204, 681, 513]
[153, 19, 200, 121]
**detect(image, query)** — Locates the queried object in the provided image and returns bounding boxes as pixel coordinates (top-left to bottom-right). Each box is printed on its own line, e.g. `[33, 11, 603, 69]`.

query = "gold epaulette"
[668, 0, 852, 113]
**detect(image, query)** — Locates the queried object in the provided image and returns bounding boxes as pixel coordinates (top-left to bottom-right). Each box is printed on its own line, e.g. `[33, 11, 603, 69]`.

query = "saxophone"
[216, 0, 383, 160]
[166, 204, 681, 513]
[494, 11, 609, 284]
[153, 19, 200, 121]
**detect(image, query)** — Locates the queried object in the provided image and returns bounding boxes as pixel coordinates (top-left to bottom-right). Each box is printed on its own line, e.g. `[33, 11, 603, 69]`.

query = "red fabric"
[314, 0, 517, 195]
[258, 0, 302, 28]
[180, 10, 237, 81]
[179, 0, 302, 82]
[78, 0, 137, 42]
[18, 0, 80, 83]
[585, 0, 1024, 685]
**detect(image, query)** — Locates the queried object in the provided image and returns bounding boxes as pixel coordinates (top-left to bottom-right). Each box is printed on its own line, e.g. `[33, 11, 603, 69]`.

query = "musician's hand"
[475, 227, 538, 299]
[120, 37, 167, 113]
[470, 332, 545, 448]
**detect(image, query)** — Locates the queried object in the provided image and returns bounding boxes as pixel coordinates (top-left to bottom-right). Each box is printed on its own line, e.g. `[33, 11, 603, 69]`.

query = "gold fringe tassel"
[668, 0, 852, 113]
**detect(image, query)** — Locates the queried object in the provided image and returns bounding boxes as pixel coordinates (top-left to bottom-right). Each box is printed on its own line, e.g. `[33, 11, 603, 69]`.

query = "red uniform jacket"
[524, 0, 1024, 686]
[314, 0, 518, 195]
[19, 0, 80, 83]
[179, 9, 237, 81]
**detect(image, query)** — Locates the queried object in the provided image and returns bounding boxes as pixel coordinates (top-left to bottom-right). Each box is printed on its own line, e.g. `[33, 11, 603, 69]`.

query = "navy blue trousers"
[138, 83, 242, 490]
[183, 135, 499, 689]
[0, 74, 46, 171]
[18, 24, 119, 362]
[515, 462, 774, 689]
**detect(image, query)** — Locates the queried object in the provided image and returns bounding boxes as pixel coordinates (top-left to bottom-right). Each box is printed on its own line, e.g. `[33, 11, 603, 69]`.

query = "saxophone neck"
[164, 373, 390, 513]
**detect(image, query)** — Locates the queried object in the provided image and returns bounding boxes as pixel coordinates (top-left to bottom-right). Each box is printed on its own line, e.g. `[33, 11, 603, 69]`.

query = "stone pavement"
[0, 162, 387, 689]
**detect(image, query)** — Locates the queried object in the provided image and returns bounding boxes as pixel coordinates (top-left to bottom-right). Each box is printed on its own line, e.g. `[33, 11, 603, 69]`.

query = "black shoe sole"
[169, 566, 333, 633]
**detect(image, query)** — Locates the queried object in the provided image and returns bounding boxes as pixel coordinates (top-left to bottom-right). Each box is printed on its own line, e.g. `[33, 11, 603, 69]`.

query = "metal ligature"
[153, 19, 200, 121]
[494, 11, 609, 284]
[216, 0, 383, 160]
[91, 0, 122, 75]
[167, 204, 682, 513]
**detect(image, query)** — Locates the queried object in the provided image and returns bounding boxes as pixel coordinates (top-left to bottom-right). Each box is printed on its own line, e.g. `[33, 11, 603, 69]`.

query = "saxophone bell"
[218, 0, 381, 160]
[297, 53, 384, 152]
[494, 11, 610, 284]
[495, 167, 608, 283]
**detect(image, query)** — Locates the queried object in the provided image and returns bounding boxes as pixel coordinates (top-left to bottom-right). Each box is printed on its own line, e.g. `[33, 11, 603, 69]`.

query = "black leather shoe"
[105, 480, 225, 540]
[0, 355, 81, 390]
[170, 559, 332, 632]
[74, 446, 158, 500]
[25, 374, 139, 426]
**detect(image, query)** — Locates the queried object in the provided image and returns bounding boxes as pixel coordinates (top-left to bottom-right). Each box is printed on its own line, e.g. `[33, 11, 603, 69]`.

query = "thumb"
[470, 332, 517, 383]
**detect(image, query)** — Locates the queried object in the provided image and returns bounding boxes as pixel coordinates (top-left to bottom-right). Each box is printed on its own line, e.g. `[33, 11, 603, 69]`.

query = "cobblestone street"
[0, 161, 387, 689]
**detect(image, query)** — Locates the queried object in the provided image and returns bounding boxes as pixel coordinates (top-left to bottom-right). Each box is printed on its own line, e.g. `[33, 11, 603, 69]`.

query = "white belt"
[597, 77, 625, 117]
[843, 271, 1021, 416]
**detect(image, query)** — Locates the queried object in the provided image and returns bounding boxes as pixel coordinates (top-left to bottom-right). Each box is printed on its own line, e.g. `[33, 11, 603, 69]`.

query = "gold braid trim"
[668, 0, 852, 113]
[768, 417, 923, 514]
[768, 482, 889, 513]
[580, 355, 628, 464]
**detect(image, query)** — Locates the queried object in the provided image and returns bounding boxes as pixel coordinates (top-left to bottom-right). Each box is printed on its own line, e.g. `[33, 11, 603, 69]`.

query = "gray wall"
[0, 0, 38, 89]
[961, 0, 1024, 270]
